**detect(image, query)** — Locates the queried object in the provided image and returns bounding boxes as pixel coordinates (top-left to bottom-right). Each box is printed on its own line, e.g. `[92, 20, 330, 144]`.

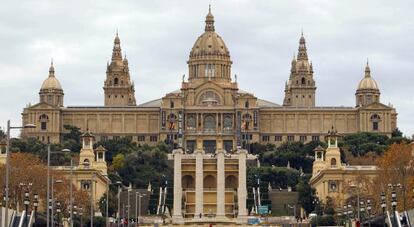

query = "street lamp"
[24, 190, 30, 225]
[366, 199, 372, 227]
[79, 207, 84, 227]
[56, 201, 62, 226]
[51, 177, 63, 226]
[33, 193, 39, 226]
[135, 192, 147, 224]
[114, 181, 123, 227]
[381, 192, 387, 227]
[3, 120, 35, 227]
[46, 145, 72, 227]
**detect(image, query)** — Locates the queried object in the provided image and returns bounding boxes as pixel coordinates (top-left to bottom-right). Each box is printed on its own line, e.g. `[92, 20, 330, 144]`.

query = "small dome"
[40, 62, 63, 90]
[357, 63, 379, 90]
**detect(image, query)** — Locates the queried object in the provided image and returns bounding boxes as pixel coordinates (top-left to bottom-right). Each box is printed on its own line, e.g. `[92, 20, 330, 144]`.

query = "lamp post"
[73, 205, 77, 226]
[135, 192, 146, 225]
[33, 193, 39, 226]
[115, 181, 122, 227]
[23, 190, 30, 225]
[381, 192, 387, 227]
[347, 204, 353, 226]
[56, 201, 62, 227]
[79, 207, 83, 227]
[366, 199, 372, 227]
[3, 120, 36, 227]
[51, 177, 63, 227]
[47, 145, 72, 227]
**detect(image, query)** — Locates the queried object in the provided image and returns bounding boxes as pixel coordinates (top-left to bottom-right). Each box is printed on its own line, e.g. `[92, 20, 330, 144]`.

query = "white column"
[195, 149, 204, 219]
[216, 149, 225, 219]
[237, 149, 248, 222]
[172, 149, 184, 223]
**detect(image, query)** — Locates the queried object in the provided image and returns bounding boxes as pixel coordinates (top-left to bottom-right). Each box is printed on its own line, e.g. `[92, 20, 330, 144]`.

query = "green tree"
[297, 178, 316, 215]
[112, 153, 125, 171]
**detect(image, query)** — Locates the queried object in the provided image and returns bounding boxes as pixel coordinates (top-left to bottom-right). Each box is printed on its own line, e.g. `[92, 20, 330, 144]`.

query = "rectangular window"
[150, 135, 158, 142]
[41, 122, 47, 131]
[275, 135, 282, 142]
[312, 136, 320, 142]
[113, 136, 120, 141]
[125, 136, 132, 141]
[101, 136, 108, 142]
[299, 135, 307, 142]
[262, 135, 269, 142]
[137, 135, 145, 142]
[287, 135, 294, 142]
[373, 122, 379, 131]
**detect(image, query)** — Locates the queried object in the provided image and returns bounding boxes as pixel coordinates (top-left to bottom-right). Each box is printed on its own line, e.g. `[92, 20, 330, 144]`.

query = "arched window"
[330, 158, 337, 167]
[114, 78, 119, 85]
[186, 114, 196, 130]
[203, 114, 216, 132]
[199, 91, 221, 106]
[182, 175, 195, 189]
[371, 114, 381, 131]
[170, 101, 174, 108]
[223, 114, 233, 130]
[301, 77, 306, 85]
[39, 114, 49, 131]
[204, 175, 216, 188]
[245, 101, 249, 108]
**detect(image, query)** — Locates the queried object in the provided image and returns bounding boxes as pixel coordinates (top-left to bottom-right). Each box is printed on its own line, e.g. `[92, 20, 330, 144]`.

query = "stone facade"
[309, 130, 379, 207]
[169, 142, 256, 223]
[52, 131, 110, 210]
[21, 7, 397, 152]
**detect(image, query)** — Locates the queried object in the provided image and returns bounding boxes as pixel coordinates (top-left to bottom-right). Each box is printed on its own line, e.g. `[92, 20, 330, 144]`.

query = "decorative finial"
[205, 4, 215, 32]
[235, 74, 238, 83]
[365, 58, 371, 76]
[182, 74, 185, 82]
[301, 27, 304, 37]
[49, 58, 55, 76]
[116, 28, 118, 37]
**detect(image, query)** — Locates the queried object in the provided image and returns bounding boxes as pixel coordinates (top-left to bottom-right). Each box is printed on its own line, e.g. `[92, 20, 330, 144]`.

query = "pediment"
[193, 80, 225, 93]
[26, 102, 60, 110]
[359, 102, 392, 110]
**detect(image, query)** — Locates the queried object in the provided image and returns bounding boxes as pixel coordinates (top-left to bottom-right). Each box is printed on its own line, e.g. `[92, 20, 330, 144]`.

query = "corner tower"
[355, 61, 380, 107]
[103, 33, 136, 106]
[283, 33, 316, 107]
[39, 60, 64, 107]
[186, 6, 233, 88]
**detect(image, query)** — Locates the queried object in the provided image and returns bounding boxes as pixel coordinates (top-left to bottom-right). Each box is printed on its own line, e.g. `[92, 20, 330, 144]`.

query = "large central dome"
[190, 7, 230, 59]
[187, 6, 233, 84]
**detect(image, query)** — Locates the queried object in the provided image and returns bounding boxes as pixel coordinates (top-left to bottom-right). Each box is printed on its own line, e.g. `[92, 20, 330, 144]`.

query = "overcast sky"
[0, 0, 413, 137]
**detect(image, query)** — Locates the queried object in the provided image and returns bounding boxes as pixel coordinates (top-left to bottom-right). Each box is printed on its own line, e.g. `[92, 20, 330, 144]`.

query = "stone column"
[237, 149, 248, 223]
[216, 149, 225, 219]
[172, 149, 184, 223]
[195, 149, 204, 219]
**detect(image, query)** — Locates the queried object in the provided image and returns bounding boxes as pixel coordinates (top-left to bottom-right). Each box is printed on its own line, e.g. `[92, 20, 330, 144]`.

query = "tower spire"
[297, 31, 308, 60]
[205, 5, 215, 32]
[365, 59, 371, 77]
[112, 32, 122, 62]
[49, 58, 55, 77]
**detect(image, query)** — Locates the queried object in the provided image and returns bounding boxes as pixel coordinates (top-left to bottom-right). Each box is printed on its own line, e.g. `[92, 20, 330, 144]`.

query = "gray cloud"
[0, 0, 413, 137]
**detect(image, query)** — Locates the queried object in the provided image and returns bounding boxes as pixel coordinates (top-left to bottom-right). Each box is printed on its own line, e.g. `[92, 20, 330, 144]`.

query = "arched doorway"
[182, 175, 195, 189]
[225, 175, 238, 189]
[203, 175, 216, 189]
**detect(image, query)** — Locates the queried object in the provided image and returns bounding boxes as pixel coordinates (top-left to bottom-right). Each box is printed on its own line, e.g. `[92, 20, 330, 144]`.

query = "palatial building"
[21, 8, 397, 150]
